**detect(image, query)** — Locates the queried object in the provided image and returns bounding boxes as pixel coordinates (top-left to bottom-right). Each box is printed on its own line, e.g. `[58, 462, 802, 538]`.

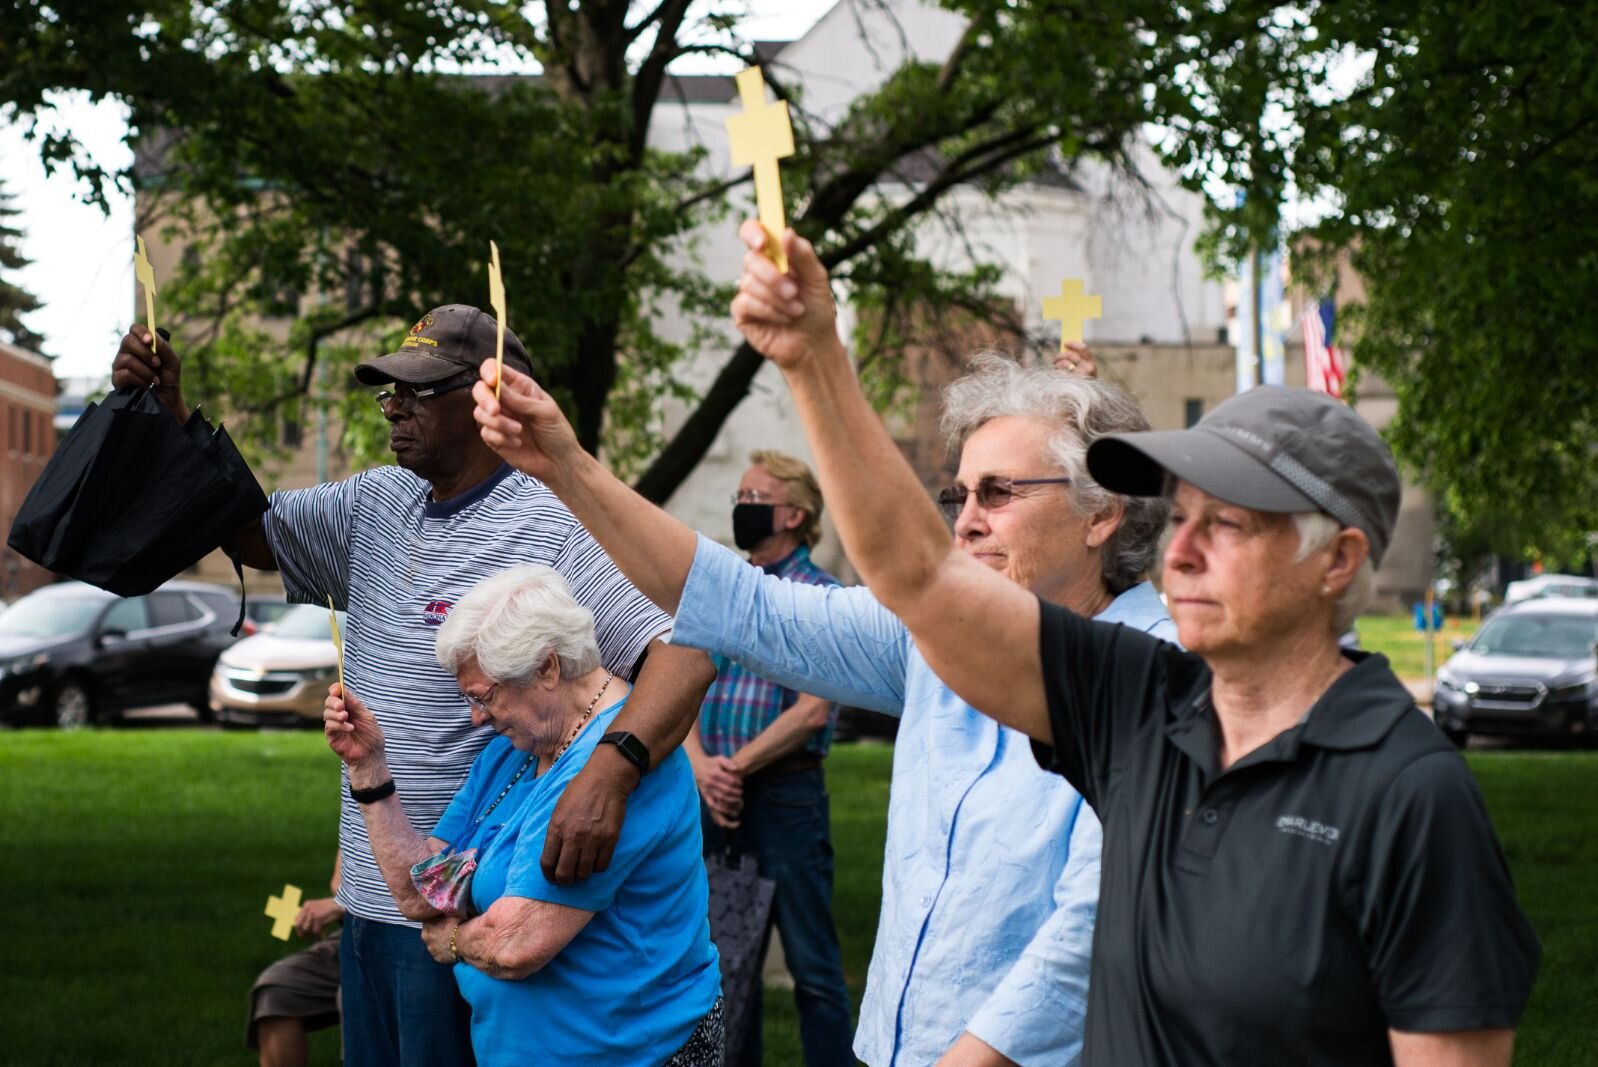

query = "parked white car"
[1503, 574, 1598, 605]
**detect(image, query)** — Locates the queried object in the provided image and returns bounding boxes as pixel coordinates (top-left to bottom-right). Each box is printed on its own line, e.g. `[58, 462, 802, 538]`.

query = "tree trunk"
[632, 341, 764, 503]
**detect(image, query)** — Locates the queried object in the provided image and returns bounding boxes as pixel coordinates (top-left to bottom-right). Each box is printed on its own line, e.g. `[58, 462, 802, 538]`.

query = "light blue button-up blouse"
[672, 535, 1176, 1066]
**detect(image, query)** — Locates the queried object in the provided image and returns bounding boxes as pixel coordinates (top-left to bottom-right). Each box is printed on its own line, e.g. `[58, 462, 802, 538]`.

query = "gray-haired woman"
[729, 221, 1540, 1066]
[324, 564, 722, 1067]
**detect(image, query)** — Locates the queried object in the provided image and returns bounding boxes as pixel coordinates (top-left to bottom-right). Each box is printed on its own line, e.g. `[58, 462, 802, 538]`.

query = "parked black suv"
[1433, 598, 1598, 747]
[0, 580, 242, 728]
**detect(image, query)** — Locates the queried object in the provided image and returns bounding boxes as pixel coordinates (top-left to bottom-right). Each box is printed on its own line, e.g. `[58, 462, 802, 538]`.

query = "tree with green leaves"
[0, 180, 45, 354]
[1, 0, 1259, 499]
[1172, 0, 1598, 567]
[8, 0, 1586, 562]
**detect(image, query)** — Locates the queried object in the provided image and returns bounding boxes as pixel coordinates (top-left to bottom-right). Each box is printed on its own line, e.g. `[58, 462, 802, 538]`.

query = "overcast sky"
[0, 3, 827, 380]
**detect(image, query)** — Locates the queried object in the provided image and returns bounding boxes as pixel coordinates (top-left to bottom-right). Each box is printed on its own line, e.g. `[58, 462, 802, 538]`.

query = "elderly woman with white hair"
[728, 222, 1541, 1066]
[323, 565, 722, 1067]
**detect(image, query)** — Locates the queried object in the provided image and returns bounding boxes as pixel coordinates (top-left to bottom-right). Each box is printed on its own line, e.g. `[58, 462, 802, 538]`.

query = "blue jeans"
[340, 914, 475, 1067]
[703, 766, 856, 1067]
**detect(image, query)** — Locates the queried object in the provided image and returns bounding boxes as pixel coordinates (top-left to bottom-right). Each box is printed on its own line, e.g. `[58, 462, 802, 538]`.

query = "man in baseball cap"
[109, 303, 715, 1067]
[1086, 384, 1403, 565]
[355, 303, 533, 386]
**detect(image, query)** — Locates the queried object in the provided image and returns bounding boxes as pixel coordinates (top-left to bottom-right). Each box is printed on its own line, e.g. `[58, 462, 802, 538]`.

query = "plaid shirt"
[698, 545, 841, 759]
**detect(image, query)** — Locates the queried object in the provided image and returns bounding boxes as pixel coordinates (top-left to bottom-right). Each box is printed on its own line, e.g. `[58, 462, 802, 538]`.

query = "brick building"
[0, 339, 58, 600]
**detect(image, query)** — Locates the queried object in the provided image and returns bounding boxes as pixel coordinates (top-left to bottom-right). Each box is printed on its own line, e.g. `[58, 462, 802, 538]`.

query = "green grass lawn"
[1356, 612, 1479, 682]
[1, 731, 1591, 1065]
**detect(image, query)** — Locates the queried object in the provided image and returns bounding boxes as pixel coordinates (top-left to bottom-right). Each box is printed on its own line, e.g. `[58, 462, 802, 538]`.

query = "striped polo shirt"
[262, 462, 672, 925]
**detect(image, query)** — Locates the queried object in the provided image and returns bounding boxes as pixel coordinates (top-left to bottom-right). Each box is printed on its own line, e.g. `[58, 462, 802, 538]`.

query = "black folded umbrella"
[7, 383, 269, 623]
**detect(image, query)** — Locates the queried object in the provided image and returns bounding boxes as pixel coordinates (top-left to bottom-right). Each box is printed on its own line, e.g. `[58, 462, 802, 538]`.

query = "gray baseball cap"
[1086, 385, 1403, 566]
[354, 304, 532, 386]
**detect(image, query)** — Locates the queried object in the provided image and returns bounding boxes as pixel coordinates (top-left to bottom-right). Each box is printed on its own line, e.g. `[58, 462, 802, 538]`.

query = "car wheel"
[51, 678, 96, 730]
[191, 700, 216, 725]
[1441, 725, 1469, 749]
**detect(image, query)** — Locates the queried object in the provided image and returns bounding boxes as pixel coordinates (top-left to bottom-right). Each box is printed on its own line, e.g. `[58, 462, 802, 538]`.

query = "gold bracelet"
[449, 920, 461, 963]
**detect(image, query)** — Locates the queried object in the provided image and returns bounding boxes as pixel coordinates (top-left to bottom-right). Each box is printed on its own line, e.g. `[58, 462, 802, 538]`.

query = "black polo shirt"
[1034, 601, 1540, 1066]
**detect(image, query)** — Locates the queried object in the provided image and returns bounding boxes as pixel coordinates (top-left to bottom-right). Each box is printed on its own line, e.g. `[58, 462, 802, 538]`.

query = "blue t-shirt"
[432, 695, 720, 1067]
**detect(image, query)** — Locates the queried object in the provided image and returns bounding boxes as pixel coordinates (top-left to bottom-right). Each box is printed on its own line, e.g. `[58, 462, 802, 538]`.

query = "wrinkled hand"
[324, 685, 387, 770]
[111, 326, 190, 423]
[541, 751, 634, 885]
[1053, 341, 1098, 378]
[694, 755, 744, 828]
[420, 916, 460, 965]
[473, 361, 584, 485]
[293, 897, 345, 940]
[730, 220, 840, 371]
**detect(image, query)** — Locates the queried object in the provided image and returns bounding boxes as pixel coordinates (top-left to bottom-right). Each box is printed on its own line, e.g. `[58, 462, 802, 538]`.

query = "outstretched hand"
[111, 326, 190, 424]
[730, 220, 841, 370]
[473, 361, 584, 485]
[1053, 341, 1099, 378]
[324, 684, 386, 769]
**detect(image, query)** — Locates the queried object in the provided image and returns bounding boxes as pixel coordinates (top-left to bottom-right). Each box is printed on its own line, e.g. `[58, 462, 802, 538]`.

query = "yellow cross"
[326, 596, 345, 698]
[1042, 279, 1103, 347]
[264, 884, 303, 941]
[726, 67, 795, 273]
[134, 235, 158, 344]
[488, 240, 506, 399]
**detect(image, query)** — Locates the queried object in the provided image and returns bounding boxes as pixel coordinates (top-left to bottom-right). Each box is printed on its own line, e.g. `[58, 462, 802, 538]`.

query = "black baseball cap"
[354, 304, 532, 386]
[1086, 386, 1403, 565]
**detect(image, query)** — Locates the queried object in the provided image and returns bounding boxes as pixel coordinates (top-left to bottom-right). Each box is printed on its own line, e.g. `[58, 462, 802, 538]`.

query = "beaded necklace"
[549, 671, 615, 767]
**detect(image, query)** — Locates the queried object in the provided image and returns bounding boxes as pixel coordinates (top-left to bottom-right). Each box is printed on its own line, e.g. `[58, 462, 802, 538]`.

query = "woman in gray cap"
[726, 224, 1540, 1066]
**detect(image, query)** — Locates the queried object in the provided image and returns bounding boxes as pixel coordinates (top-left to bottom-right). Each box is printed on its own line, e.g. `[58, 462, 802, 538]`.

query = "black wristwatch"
[598, 731, 651, 775]
[349, 778, 396, 805]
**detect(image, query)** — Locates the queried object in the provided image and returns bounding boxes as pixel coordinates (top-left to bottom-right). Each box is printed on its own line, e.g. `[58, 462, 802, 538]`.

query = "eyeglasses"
[462, 683, 500, 715]
[936, 476, 1072, 521]
[729, 490, 796, 508]
[374, 375, 476, 412]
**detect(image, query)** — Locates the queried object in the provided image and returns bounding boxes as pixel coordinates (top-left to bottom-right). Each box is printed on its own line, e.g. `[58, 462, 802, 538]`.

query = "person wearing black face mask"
[677, 450, 855, 1067]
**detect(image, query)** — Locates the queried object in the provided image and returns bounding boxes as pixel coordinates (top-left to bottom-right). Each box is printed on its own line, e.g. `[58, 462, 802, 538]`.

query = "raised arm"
[729, 222, 1050, 740]
[471, 369, 717, 881]
[472, 364, 696, 613]
[323, 685, 445, 919]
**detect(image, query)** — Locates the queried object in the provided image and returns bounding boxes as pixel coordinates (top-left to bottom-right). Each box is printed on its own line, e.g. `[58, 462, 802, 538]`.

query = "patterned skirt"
[663, 997, 725, 1067]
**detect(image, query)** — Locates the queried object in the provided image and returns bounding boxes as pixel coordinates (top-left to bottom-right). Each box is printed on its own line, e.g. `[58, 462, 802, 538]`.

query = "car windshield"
[268, 604, 345, 640]
[0, 594, 105, 639]
[1472, 614, 1598, 659]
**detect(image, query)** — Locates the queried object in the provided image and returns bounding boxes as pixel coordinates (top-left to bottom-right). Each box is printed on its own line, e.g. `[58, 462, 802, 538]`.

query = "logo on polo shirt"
[421, 600, 451, 626]
[1275, 814, 1341, 845]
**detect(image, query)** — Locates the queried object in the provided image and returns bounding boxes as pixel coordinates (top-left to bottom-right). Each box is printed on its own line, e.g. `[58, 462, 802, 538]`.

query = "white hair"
[940, 352, 1167, 594]
[434, 565, 601, 684]
[1294, 511, 1376, 634]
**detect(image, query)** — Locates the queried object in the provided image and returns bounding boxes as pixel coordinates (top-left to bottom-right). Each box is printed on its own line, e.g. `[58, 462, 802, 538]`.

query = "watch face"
[605, 732, 649, 771]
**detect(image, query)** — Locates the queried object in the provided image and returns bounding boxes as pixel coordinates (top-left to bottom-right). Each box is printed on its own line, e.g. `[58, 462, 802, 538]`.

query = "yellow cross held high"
[488, 240, 506, 399]
[1043, 279, 1103, 348]
[265, 884, 303, 941]
[726, 66, 795, 273]
[134, 235, 158, 345]
[326, 596, 345, 698]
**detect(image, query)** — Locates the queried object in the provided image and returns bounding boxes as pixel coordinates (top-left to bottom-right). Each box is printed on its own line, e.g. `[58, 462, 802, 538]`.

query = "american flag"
[1301, 298, 1349, 398]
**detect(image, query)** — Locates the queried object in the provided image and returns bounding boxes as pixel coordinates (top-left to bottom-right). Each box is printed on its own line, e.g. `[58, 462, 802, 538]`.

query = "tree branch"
[628, 0, 696, 161]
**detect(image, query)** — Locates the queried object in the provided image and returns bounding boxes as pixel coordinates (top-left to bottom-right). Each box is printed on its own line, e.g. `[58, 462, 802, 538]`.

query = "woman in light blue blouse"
[323, 564, 721, 1067]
